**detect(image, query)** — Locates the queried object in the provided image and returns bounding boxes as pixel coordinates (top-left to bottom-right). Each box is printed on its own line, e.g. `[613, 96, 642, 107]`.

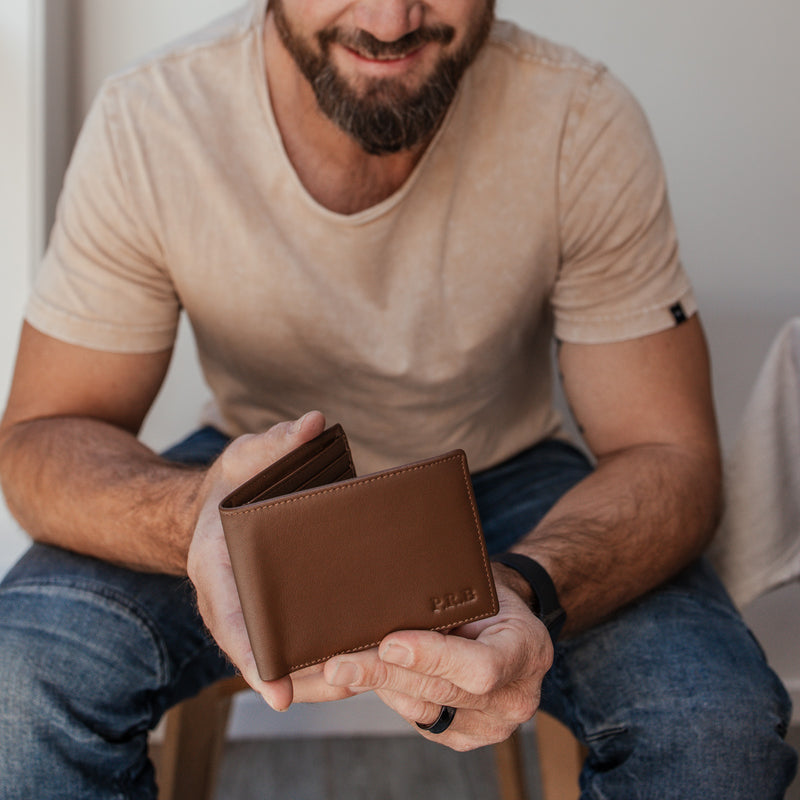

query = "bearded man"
[0, 1, 795, 797]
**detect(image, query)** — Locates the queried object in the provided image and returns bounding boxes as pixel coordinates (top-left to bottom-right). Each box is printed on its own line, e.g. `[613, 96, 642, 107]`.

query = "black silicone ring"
[416, 705, 456, 734]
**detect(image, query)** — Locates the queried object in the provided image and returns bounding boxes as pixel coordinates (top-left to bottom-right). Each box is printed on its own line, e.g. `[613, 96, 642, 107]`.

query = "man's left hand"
[290, 577, 553, 750]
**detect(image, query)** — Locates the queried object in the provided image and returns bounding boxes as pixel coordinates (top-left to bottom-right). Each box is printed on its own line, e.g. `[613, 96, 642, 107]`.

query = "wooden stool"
[153, 676, 584, 800]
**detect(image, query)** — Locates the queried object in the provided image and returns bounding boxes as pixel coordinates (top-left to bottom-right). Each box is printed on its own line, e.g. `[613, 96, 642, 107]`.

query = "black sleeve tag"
[670, 302, 688, 325]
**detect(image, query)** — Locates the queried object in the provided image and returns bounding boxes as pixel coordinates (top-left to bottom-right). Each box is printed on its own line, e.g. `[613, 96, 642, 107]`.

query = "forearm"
[503, 442, 721, 634]
[0, 416, 205, 575]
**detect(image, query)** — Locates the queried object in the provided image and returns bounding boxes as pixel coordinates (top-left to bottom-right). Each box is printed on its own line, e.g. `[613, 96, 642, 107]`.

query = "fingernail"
[260, 692, 289, 713]
[380, 643, 412, 667]
[328, 661, 360, 686]
[290, 412, 310, 434]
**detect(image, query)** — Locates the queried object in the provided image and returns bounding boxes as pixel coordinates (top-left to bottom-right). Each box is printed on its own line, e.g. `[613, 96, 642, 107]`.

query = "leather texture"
[219, 425, 499, 681]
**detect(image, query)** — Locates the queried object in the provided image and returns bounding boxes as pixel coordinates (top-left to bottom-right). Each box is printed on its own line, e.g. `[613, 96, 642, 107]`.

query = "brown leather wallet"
[219, 424, 499, 681]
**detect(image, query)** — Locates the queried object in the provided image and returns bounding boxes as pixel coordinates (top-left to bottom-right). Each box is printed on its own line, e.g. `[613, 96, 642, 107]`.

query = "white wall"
[0, 1, 44, 575]
[1, 0, 798, 728]
[74, 0, 243, 116]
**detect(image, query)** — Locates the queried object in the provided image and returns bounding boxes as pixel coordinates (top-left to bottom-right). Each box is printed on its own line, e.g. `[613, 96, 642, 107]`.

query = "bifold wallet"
[219, 424, 499, 681]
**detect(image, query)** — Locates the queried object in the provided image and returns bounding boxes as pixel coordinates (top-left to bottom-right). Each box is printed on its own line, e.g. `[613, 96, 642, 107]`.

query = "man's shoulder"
[97, 3, 258, 104]
[485, 20, 606, 81]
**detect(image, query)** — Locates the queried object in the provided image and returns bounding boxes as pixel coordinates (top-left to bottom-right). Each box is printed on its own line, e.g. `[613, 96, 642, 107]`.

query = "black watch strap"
[492, 554, 566, 644]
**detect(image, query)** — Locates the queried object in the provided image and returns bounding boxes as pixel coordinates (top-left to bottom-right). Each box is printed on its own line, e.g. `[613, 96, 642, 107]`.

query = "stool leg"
[156, 682, 235, 800]
[535, 711, 586, 800]
[494, 729, 528, 800]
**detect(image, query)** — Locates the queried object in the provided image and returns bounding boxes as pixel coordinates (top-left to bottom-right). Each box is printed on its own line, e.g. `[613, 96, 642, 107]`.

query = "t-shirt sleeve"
[551, 68, 696, 344]
[25, 81, 180, 353]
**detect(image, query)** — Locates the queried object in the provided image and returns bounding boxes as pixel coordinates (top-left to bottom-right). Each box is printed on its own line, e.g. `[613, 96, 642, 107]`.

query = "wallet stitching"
[221, 426, 350, 508]
[223, 453, 497, 612]
[285, 606, 497, 672]
[224, 453, 461, 515]
[225, 447, 498, 677]
[455, 453, 499, 618]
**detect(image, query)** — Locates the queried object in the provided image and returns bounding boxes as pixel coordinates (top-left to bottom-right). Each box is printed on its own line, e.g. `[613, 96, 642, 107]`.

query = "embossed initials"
[431, 587, 478, 613]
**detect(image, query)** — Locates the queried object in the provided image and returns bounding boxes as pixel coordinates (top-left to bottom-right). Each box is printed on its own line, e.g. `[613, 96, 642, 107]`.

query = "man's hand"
[291, 574, 553, 750]
[186, 410, 326, 711]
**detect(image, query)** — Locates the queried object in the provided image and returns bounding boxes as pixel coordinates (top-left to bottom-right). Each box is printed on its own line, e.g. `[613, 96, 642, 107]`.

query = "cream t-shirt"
[26, 3, 696, 473]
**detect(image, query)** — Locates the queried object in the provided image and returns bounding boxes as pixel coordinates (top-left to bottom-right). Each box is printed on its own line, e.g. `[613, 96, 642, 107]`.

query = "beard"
[269, 0, 495, 155]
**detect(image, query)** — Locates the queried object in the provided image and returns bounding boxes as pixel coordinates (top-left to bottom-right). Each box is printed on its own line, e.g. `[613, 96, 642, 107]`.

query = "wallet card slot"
[288, 454, 355, 495]
[249, 451, 354, 502]
[220, 424, 353, 509]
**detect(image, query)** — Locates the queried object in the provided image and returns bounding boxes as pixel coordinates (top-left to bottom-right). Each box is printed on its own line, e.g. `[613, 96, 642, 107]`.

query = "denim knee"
[542, 561, 798, 799]
[574, 659, 796, 800]
[0, 576, 166, 799]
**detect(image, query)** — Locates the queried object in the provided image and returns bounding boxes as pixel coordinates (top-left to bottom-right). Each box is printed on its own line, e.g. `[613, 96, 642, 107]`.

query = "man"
[0, 0, 795, 797]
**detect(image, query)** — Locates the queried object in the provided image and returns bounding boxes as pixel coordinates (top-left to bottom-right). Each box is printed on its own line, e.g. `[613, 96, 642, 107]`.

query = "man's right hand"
[186, 410, 326, 711]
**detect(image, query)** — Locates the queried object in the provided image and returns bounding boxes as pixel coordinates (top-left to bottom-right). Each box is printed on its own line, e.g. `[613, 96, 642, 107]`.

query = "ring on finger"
[416, 705, 456, 735]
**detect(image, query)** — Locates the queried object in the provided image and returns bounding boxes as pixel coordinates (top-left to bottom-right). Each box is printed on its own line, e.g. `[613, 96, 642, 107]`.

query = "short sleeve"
[25, 81, 180, 353]
[552, 69, 696, 344]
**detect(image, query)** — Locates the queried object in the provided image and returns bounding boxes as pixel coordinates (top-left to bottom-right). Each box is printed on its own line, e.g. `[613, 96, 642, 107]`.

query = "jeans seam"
[583, 724, 628, 743]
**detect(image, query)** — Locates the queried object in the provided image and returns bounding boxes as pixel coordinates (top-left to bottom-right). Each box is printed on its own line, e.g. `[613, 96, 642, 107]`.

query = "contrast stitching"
[286, 608, 496, 673]
[223, 454, 495, 607]
[226, 451, 499, 673]
[226, 453, 462, 515]
[223, 453, 495, 606]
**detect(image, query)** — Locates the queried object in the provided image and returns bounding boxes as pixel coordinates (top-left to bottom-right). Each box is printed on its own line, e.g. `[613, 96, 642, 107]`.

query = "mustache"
[318, 24, 456, 59]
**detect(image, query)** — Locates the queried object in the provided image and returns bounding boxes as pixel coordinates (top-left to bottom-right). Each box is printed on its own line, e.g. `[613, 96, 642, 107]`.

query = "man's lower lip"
[344, 45, 424, 67]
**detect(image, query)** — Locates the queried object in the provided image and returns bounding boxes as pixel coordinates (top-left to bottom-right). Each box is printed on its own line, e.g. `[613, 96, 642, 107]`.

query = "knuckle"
[428, 641, 453, 676]
[508, 698, 536, 725]
[503, 684, 539, 725]
[428, 678, 462, 707]
[463, 664, 503, 696]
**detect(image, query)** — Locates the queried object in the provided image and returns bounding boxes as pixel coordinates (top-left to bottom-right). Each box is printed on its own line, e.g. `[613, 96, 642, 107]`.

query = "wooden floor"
[202, 726, 800, 800]
[212, 731, 544, 800]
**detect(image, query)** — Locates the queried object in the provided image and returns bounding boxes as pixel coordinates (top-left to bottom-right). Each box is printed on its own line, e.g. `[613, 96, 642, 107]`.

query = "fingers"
[290, 664, 361, 704]
[373, 689, 521, 751]
[325, 648, 481, 709]
[210, 411, 326, 500]
[187, 411, 326, 711]
[325, 639, 539, 724]
[321, 588, 551, 749]
[187, 517, 294, 709]
[381, 613, 549, 696]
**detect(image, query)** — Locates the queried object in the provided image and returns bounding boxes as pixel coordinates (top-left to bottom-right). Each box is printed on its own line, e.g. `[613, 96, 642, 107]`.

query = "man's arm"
[502, 313, 721, 632]
[0, 322, 326, 706]
[0, 322, 195, 574]
[310, 314, 721, 750]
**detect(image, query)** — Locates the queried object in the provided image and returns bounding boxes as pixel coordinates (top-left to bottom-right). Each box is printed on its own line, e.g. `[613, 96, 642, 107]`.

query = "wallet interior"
[220, 423, 356, 507]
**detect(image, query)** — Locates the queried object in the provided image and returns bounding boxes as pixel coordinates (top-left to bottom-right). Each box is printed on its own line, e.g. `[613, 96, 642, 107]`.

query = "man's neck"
[263, 15, 432, 216]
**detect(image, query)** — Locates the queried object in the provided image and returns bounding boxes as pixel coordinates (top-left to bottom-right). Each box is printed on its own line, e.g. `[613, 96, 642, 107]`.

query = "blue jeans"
[0, 428, 795, 798]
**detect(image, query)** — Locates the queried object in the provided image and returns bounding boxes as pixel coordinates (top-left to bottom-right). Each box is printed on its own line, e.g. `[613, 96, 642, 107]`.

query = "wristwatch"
[492, 553, 566, 644]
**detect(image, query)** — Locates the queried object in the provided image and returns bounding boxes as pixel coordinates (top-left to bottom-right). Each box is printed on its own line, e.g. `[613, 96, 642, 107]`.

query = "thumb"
[288, 410, 326, 442]
[266, 409, 326, 462]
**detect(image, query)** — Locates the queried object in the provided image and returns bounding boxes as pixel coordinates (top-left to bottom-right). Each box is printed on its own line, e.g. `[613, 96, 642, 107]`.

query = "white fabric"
[710, 317, 800, 608]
